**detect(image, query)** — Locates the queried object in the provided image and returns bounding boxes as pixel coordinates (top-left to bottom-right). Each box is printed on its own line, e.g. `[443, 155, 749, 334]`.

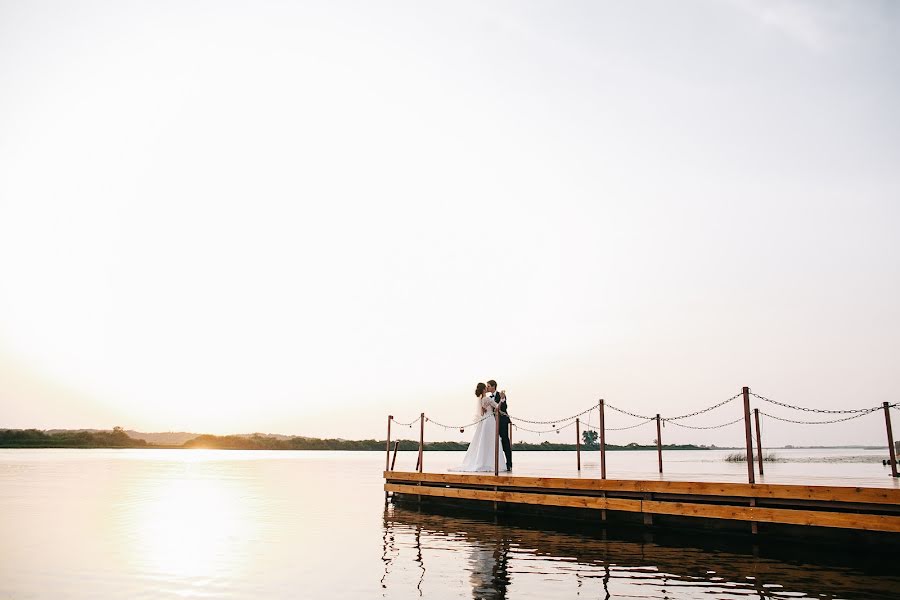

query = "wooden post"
[509, 422, 513, 447]
[494, 406, 500, 476]
[417, 413, 424, 473]
[655, 414, 663, 473]
[599, 399, 607, 479]
[576, 418, 581, 471]
[754, 408, 764, 476]
[385, 415, 392, 472]
[884, 402, 898, 478]
[742, 387, 755, 484]
[390, 440, 400, 471]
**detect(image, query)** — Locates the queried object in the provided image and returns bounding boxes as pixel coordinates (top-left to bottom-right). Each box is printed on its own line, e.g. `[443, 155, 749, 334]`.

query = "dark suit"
[491, 391, 512, 469]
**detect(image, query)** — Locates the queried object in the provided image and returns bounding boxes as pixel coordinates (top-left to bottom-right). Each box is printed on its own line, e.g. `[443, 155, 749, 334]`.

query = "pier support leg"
[386, 415, 393, 472]
[884, 402, 898, 478]
[576, 418, 581, 471]
[599, 399, 607, 480]
[656, 414, 663, 474]
[742, 387, 755, 484]
[391, 440, 400, 471]
[418, 413, 424, 474]
[494, 407, 500, 476]
[385, 415, 392, 503]
[754, 408, 764, 476]
[750, 498, 758, 534]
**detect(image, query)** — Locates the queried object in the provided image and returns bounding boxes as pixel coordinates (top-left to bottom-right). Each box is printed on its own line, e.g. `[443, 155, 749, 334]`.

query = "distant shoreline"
[0, 428, 884, 451]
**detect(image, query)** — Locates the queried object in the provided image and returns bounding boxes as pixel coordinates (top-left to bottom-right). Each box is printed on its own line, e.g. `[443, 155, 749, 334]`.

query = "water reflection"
[382, 504, 900, 600]
[102, 455, 270, 599]
[465, 533, 510, 600]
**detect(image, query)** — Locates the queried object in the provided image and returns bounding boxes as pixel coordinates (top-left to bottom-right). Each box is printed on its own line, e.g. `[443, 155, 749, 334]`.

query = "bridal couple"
[454, 380, 513, 472]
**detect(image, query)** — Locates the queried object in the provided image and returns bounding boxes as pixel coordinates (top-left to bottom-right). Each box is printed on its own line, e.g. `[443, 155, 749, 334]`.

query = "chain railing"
[665, 416, 744, 430]
[425, 414, 489, 431]
[386, 391, 900, 480]
[665, 393, 742, 420]
[749, 392, 882, 414]
[584, 418, 655, 432]
[512, 420, 579, 435]
[759, 409, 881, 425]
[510, 404, 596, 425]
[604, 402, 653, 421]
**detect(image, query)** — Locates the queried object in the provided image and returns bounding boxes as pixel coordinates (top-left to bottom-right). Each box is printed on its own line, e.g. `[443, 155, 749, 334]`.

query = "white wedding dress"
[452, 395, 500, 472]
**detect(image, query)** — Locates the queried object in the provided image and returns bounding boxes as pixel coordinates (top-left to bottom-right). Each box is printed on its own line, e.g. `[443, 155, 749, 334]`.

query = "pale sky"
[1, 1, 898, 447]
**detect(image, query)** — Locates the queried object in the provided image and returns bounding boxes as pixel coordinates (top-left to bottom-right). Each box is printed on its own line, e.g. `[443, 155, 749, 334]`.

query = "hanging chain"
[512, 420, 579, 435]
[759, 408, 880, 425]
[425, 414, 489, 430]
[665, 393, 741, 420]
[583, 418, 654, 432]
[665, 416, 744, 430]
[511, 404, 596, 425]
[749, 392, 881, 414]
[604, 402, 653, 420]
[393, 398, 896, 433]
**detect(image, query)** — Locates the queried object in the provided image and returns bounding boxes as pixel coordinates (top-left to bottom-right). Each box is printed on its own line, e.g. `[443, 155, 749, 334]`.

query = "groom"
[486, 379, 512, 471]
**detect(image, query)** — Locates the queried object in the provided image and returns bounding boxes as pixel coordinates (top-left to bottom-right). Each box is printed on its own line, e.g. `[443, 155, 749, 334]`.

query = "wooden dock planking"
[385, 471, 900, 505]
[385, 471, 900, 534]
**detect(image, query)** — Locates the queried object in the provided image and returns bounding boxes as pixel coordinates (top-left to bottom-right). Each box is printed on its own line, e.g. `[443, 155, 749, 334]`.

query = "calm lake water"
[1, 449, 898, 599]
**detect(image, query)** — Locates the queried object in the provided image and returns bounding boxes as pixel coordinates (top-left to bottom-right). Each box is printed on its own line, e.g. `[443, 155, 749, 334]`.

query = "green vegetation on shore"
[0, 428, 708, 451]
[0, 427, 150, 448]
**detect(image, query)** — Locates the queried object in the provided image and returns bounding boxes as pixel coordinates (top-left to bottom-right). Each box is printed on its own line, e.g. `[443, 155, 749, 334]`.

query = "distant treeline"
[0, 428, 708, 451]
[0, 427, 150, 448]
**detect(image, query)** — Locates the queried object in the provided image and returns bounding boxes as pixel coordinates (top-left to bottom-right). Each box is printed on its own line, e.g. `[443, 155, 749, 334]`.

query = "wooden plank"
[385, 483, 642, 512]
[385, 482, 900, 533]
[642, 500, 900, 533]
[384, 471, 900, 505]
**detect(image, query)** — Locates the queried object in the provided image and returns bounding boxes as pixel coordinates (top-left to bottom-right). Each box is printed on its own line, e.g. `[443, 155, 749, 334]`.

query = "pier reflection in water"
[382, 505, 900, 600]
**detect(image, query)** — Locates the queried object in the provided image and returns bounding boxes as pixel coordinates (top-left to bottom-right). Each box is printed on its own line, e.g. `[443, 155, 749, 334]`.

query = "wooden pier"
[385, 470, 900, 537]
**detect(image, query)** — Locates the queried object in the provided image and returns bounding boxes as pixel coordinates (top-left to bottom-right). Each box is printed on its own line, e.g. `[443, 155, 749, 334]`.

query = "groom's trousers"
[499, 424, 512, 468]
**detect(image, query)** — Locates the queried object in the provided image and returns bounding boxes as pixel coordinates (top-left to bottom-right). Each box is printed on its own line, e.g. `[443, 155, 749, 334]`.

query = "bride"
[452, 382, 500, 472]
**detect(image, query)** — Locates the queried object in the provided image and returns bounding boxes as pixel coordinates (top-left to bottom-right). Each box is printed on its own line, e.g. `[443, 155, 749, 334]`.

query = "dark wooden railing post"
[391, 440, 400, 471]
[656, 414, 663, 473]
[386, 415, 392, 472]
[509, 423, 513, 447]
[494, 406, 500, 476]
[599, 399, 607, 479]
[417, 413, 424, 473]
[742, 387, 755, 484]
[754, 408, 764, 476]
[576, 418, 581, 471]
[884, 402, 898, 478]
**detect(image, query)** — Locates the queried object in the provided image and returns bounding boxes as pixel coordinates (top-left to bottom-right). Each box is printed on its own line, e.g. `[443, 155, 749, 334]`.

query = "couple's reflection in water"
[382, 507, 512, 599]
[381, 502, 900, 600]
[467, 536, 510, 600]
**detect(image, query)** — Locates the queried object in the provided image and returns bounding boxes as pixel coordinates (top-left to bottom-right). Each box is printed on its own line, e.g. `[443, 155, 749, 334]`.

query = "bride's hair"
[475, 382, 486, 397]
